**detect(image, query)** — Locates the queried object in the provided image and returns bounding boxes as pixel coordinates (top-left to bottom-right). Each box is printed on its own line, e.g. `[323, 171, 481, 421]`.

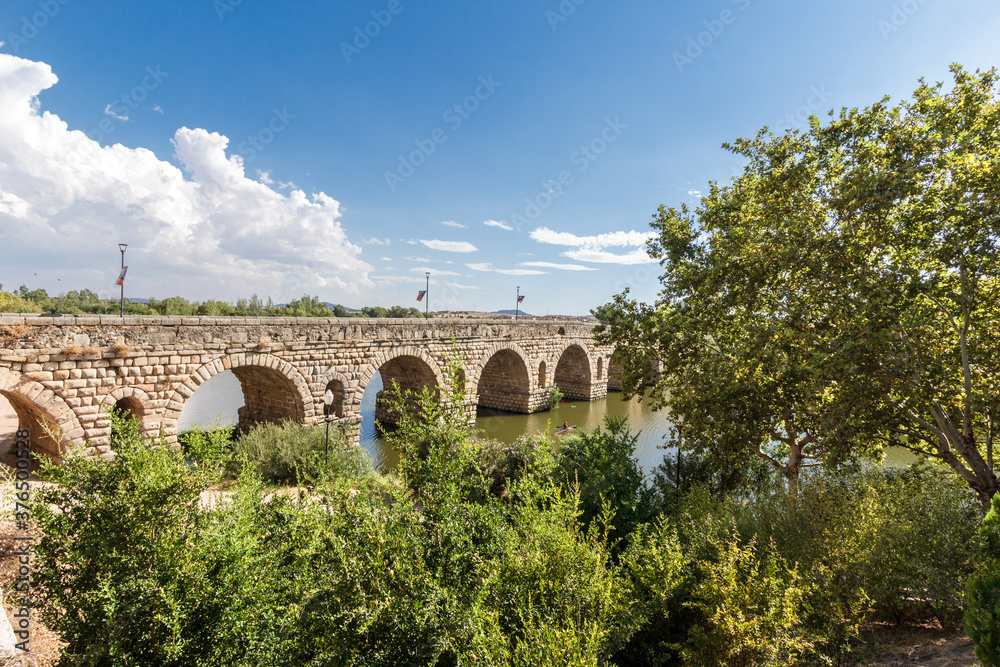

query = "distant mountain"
[494, 309, 532, 316]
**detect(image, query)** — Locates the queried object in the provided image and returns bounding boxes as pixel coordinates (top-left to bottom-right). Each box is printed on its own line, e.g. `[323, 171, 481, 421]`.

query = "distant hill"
[494, 309, 532, 316]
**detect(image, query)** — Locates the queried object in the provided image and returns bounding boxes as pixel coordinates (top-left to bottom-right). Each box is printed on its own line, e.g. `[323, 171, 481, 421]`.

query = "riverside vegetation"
[22, 356, 999, 666]
[0, 287, 430, 318]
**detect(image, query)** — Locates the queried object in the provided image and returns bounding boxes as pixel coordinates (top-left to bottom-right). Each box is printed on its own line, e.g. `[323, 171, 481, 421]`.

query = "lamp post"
[323, 389, 334, 466]
[515, 286, 520, 321]
[425, 271, 430, 318]
[118, 243, 128, 317]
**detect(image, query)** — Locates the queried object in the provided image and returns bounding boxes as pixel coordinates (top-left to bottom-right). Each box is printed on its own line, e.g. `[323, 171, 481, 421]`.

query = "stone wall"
[0, 315, 615, 460]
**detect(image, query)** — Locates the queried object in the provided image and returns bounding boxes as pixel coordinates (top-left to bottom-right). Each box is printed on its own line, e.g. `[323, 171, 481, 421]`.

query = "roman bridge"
[0, 314, 641, 463]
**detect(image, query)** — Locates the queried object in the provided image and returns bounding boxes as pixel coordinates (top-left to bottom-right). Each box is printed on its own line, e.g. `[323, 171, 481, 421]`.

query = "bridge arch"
[0, 367, 87, 464]
[99, 386, 156, 440]
[553, 342, 595, 401]
[355, 347, 445, 429]
[473, 343, 533, 414]
[164, 353, 312, 437]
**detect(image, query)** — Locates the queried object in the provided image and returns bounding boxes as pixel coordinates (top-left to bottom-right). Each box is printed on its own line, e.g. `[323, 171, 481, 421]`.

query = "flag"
[517, 295, 525, 303]
[115, 266, 128, 286]
[416, 290, 427, 302]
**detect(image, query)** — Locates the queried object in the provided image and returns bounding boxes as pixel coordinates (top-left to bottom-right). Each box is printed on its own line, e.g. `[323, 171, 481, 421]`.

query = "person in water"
[561, 422, 568, 429]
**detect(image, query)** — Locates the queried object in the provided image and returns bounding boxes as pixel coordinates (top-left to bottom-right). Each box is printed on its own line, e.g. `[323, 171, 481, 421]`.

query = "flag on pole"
[416, 290, 427, 302]
[517, 294, 525, 303]
[116, 266, 128, 286]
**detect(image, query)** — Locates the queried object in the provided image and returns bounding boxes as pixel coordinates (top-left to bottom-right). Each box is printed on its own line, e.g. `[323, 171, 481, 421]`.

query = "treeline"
[0, 285, 429, 318]
[27, 368, 998, 665]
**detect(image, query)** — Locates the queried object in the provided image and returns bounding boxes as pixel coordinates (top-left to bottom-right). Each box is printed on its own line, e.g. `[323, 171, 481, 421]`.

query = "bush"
[966, 492, 1000, 666]
[556, 415, 655, 551]
[545, 385, 565, 410]
[178, 423, 234, 466]
[230, 420, 369, 485]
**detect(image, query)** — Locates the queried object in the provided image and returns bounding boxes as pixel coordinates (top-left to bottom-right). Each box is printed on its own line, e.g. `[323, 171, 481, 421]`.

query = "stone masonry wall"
[0, 315, 613, 460]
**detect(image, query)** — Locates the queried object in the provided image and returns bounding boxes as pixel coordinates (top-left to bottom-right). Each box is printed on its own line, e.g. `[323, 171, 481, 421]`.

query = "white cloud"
[496, 269, 546, 275]
[483, 219, 513, 231]
[419, 239, 478, 253]
[530, 227, 653, 247]
[103, 103, 128, 122]
[0, 53, 372, 300]
[380, 256, 392, 261]
[688, 189, 702, 196]
[465, 262, 493, 272]
[562, 248, 655, 264]
[440, 220, 466, 228]
[410, 266, 462, 276]
[153, 105, 163, 114]
[447, 282, 484, 290]
[520, 261, 597, 271]
[362, 237, 391, 246]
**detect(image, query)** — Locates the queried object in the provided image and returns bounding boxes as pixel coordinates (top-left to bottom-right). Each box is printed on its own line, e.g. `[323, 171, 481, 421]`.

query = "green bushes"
[229, 420, 369, 485]
[178, 423, 234, 465]
[545, 385, 565, 410]
[966, 492, 1000, 666]
[27, 394, 992, 665]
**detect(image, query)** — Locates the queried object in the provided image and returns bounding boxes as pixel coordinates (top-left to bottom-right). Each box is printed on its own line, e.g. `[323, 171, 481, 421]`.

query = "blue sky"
[1, 0, 998, 315]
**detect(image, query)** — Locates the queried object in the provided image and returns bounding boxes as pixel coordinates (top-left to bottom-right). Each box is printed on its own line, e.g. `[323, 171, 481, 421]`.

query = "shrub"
[178, 423, 234, 466]
[680, 531, 815, 667]
[555, 415, 655, 550]
[966, 492, 1000, 666]
[545, 385, 564, 410]
[230, 420, 369, 485]
[476, 433, 557, 498]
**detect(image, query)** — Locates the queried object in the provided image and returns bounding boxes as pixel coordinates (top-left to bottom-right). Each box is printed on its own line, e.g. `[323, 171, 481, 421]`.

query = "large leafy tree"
[597, 65, 1000, 507]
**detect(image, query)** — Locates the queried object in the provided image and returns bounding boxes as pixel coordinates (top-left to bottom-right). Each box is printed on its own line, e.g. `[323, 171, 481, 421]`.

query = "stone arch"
[354, 347, 445, 429]
[163, 353, 312, 438]
[607, 349, 625, 391]
[475, 347, 532, 414]
[99, 386, 154, 440]
[0, 367, 87, 464]
[538, 360, 547, 389]
[554, 343, 593, 401]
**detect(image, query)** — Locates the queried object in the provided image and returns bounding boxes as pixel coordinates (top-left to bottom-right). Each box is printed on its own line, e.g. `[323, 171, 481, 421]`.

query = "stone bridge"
[0, 315, 640, 463]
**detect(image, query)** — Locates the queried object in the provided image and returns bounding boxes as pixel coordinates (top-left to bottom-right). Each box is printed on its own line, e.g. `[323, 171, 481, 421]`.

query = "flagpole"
[515, 286, 519, 321]
[425, 272, 430, 319]
[118, 243, 128, 318]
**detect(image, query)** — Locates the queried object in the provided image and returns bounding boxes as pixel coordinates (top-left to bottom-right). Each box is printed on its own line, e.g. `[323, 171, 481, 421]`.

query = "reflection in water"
[181, 369, 920, 475]
[360, 380, 678, 475]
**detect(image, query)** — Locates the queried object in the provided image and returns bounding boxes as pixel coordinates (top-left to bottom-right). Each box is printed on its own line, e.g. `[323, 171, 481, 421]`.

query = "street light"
[323, 389, 334, 466]
[515, 285, 520, 321]
[117, 243, 128, 317]
[425, 271, 430, 318]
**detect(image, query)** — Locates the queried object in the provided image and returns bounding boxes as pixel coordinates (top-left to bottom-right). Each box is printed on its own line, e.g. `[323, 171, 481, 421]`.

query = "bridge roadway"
[0, 315, 630, 462]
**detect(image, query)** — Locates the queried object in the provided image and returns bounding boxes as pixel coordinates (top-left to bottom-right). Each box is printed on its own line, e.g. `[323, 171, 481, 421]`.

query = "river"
[176, 369, 916, 474]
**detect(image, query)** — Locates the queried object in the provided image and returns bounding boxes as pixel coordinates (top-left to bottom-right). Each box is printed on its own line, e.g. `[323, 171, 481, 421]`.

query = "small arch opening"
[538, 360, 547, 389]
[324, 379, 345, 419]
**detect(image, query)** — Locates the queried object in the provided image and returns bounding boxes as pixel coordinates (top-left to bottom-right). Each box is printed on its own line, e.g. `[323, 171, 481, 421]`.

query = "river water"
[177, 370, 915, 474]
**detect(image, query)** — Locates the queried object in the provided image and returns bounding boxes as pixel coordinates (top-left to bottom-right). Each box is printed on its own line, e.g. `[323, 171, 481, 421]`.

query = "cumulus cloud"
[0, 53, 372, 300]
[520, 261, 597, 271]
[419, 239, 478, 253]
[440, 220, 466, 228]
[529, 226, 656, 265]
[483, 219, 513, 231]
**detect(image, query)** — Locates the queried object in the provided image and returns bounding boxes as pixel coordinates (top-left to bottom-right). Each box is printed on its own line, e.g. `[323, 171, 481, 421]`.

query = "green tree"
[597, 65, 1000, 507]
